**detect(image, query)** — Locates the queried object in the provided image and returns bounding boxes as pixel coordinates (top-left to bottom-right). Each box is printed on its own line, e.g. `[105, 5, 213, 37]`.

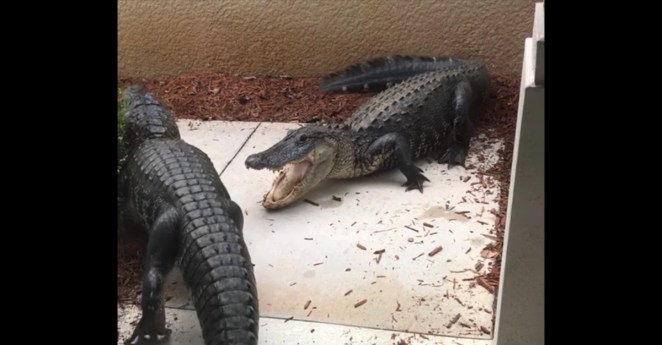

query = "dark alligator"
[245, 55, 490, 209]
[118, 85, 259, 345]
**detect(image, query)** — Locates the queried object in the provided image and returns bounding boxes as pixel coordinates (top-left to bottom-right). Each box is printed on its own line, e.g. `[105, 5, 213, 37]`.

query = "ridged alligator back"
[345, 61, 489, 130]
[348, 61, 487, 147]
[320, 55, 473, 93]
[121, 86, 259, 345]
[122, 85, 181, 147]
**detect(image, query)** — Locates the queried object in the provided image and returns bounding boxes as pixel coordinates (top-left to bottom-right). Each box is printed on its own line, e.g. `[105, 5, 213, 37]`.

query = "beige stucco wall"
[118, 0, 534, 79]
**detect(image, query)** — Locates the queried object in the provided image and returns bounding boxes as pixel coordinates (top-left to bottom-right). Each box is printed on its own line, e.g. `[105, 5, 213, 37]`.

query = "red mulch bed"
[119, 73, 374, 124]
[117, 71, 520, 316]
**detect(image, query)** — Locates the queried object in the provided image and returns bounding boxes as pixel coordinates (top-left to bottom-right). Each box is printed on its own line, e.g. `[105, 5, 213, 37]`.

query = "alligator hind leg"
[438, 80, 473, 168]
[125, 207, 179, 344]
[366, 132, 430, 192]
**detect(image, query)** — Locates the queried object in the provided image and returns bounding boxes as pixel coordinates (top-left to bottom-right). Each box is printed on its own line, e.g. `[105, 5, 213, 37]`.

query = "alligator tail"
[179, 202, 259, 345]
[321, 55, 472, 93]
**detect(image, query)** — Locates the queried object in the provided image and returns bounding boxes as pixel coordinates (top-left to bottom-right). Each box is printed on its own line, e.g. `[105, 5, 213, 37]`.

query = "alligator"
[118, 85, 259, 345]
[244, 55, 490, 210]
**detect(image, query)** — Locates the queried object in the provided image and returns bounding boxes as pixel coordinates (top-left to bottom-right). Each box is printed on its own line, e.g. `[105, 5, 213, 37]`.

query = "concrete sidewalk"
[117, 120, 504, 345]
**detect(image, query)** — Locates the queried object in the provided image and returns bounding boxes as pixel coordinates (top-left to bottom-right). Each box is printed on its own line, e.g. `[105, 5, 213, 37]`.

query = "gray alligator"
[119, 85, 259, 345]
[244, 55, 490, 209]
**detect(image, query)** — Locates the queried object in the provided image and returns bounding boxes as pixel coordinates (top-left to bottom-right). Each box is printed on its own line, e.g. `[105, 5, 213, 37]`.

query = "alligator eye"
[299, 134, 307, 141]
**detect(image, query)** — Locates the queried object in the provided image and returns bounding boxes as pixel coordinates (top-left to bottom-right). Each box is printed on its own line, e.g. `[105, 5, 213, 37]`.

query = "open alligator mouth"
[263, 152, 316, 207]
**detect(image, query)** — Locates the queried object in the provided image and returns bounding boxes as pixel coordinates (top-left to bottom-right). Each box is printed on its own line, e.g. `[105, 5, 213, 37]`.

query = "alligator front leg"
[125, 208, 179, 344]
[438, 80, 473, 168]
[366, 132, 430, 192]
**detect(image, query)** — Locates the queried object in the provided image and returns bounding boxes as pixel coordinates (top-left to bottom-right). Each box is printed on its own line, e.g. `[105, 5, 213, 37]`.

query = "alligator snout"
[245, 154, 265, 169]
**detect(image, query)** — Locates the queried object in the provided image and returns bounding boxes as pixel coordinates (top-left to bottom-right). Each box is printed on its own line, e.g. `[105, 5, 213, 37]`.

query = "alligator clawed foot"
[437, 147, 467, 169]
[401, 165, 430, 193]
[124, 314, 172, 344]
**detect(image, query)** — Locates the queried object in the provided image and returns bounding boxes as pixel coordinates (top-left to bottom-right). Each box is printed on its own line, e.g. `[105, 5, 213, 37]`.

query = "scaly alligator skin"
[119, 85, 259, 345]
[245, 55, 490, 209]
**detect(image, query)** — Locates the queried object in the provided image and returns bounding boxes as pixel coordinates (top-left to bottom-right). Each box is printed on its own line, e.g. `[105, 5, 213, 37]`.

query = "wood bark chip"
[445, 313, 461, 328]
[453, 297, 465, 306]
[475, 262, 484, 271]
[405, 225, 419, 232]
[354, 299, 367, 308]
[304, 300, 311, 309]
[476, 276, 496, 294]
[303, 199, 319, 206]
[428, 246, 443, 257]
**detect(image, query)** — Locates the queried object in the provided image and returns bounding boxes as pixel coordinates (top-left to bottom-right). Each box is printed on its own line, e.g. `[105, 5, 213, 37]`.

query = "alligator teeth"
[263, 153, 316, 204]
